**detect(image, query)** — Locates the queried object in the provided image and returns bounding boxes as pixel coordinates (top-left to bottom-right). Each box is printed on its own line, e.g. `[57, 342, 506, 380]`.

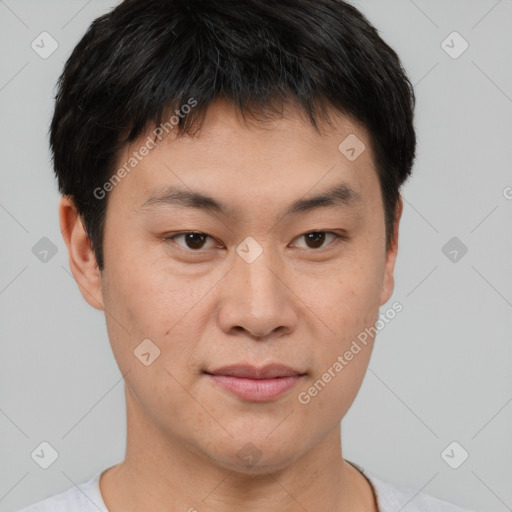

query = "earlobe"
[379, 197, 403, 306]
[59, 196, 104, 311]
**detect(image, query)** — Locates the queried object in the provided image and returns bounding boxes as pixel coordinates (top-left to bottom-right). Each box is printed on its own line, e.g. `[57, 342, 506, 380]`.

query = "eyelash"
[163, 231, 346, 252]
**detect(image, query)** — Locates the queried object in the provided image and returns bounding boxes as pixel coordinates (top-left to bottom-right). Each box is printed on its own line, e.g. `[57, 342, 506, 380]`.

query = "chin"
[199, 430, 308, 475]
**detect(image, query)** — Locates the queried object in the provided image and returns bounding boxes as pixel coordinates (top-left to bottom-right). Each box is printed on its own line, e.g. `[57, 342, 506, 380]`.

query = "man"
[20, 0, 473, 510]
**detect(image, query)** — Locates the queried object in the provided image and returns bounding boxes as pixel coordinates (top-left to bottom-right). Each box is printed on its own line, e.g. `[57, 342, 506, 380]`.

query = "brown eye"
[183, 233, 208, 249]
[293, 231, 342, 250]
[305, 232, 326, 249]
[167, 232, 216, 250]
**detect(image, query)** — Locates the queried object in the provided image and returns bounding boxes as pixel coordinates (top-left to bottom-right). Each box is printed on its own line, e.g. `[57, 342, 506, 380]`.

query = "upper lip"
[205, 364, 305, 379]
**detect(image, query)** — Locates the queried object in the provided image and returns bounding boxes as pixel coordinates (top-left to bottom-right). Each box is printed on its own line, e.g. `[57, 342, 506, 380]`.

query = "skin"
[60, 97, 402, 512]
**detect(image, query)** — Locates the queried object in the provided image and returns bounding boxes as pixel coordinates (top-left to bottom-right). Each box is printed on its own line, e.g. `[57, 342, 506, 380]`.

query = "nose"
[216, 245, 298, 340]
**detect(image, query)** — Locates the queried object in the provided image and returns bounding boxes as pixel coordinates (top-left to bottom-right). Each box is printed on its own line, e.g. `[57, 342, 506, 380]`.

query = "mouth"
[203, 364, 307, 402]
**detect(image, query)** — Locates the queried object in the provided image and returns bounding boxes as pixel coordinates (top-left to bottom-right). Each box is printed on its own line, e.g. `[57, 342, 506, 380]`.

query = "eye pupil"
[305, 232, 326, 249]
[185, 233, 207, 249]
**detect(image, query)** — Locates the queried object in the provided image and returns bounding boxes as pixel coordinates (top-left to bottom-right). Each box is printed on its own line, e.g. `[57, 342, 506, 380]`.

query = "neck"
[100, 387, 376, 512]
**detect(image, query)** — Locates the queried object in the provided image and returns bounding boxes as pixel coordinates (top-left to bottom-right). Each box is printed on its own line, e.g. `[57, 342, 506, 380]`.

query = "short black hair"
[50, 0, 416, 271]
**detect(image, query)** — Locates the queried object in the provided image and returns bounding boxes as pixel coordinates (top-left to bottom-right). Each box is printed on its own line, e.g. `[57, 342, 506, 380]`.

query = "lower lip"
[206, 374, 303, 402]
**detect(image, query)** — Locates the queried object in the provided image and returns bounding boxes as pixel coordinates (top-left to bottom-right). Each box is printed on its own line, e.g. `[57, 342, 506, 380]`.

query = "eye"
[165, 232, 219, 251]
[164, 230, 345, 253]
[292, 231, 344, 250]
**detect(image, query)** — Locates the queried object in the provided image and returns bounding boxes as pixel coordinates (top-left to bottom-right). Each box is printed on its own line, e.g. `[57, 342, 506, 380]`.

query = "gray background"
[1, 1, 511, 511]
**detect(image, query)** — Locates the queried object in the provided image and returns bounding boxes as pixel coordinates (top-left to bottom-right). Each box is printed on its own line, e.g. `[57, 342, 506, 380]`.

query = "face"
[65, 98, 400, 474]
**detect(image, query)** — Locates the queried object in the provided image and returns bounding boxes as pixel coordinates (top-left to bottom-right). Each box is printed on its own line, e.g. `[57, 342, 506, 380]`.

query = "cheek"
[100, 258, 213, 430]
[101, 249, 222, 382]
[297, 271, 378, 423]
[293, 249, 383, 407]
[296, 254, 383, 346]
[105, 247, 200, 333]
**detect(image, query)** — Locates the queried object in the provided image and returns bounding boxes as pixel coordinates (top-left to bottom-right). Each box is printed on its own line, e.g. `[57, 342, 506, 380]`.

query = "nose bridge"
[240, 246, 281, 307]
[217, 238, 297, 338]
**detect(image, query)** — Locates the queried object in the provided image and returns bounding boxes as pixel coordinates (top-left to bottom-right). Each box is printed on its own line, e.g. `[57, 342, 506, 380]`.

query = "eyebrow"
[140, 182, 364, 217]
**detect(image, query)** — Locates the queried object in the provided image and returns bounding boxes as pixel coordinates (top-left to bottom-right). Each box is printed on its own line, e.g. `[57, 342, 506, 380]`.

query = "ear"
[379, 196, 403, 306]
[59, 195, 104, 311]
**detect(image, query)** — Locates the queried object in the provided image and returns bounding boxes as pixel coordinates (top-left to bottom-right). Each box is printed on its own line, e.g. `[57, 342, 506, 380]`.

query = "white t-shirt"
[18, 462, 474, 512]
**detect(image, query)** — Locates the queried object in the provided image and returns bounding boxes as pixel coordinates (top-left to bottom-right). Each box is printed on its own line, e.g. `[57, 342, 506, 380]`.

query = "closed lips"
[204, 364, 306, 379]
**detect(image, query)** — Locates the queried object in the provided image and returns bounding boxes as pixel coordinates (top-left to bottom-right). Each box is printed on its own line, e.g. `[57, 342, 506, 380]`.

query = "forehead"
[109, 98, 379, 219]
